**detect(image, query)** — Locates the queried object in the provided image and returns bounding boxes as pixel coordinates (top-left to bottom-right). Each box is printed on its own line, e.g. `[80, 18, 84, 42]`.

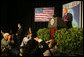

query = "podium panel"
[48, 17, 67, 39]
[48, 17, 66, 29]
[50, 28, 57, 39]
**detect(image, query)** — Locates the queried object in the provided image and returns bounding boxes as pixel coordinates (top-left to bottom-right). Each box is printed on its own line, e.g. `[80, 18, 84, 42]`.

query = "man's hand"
[45, 41, 49, 44]
[27, 34, 29, 37]
[1, 30, 3, 34]
[1, 30, 4, 37]
[45, 39, 52, 44]
[64, 19, 68, 22]
[34, 37, 42, 43]
[34, 37, 39, 42]
[16, 33, 18, 36]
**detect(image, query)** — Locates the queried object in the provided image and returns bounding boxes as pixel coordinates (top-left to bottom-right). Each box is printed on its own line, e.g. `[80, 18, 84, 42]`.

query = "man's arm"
[20, 38, 25, 47]
[20, 37, 28, 47]
[34, 37, 49, 51]
[1, 30, 4, 37]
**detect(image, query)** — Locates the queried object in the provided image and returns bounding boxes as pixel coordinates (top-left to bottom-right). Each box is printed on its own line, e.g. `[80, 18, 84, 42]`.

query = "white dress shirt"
[20, 37, 31, 47]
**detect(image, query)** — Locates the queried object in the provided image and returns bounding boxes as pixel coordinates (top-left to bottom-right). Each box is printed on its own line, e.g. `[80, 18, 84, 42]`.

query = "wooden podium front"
[48, 17, 66, 39]
[50, 28, 57, 39]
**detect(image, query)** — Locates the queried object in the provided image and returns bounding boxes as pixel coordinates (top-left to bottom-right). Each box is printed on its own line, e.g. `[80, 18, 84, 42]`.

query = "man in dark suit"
[16, 23, 24, 48]
[63, 8, 73, 28]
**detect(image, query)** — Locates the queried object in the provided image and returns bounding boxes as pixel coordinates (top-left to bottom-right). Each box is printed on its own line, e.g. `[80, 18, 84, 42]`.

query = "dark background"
[1, 0, 72, 36]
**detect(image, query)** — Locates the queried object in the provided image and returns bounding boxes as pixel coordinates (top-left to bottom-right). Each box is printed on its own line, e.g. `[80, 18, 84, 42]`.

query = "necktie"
[64, 15, 66, 22]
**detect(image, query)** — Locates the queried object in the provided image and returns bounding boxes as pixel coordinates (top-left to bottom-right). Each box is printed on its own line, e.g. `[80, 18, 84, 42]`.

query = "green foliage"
[37, 28, 50, 41]
[53, 28, 83, 55]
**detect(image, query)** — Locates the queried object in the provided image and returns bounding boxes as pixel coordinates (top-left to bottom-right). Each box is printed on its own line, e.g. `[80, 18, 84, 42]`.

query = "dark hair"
[18, 23, 21, 26]
[53, 15, 56, 17]
[22, 38, 38, 56]
[27, 38, 38, 48]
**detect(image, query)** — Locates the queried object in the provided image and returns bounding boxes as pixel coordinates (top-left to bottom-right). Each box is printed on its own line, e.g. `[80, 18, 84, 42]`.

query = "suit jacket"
[16, 28, 24, 41]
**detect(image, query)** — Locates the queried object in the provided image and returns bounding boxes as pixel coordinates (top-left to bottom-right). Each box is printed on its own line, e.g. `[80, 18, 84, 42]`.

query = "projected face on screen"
[63, 2, 80, 28]
[35, 7, 54, 22]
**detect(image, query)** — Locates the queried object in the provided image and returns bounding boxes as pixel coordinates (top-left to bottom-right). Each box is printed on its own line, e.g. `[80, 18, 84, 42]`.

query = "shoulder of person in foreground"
[34, 37, 49, 48]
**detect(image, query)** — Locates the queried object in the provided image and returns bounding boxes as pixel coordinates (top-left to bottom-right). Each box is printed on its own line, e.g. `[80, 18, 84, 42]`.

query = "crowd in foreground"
[1, 23, 59, 56]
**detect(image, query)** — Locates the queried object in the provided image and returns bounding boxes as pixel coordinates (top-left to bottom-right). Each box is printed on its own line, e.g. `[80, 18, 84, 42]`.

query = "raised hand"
[16, 33, 18, 36]
[34, 37, 39, 42]
[1, 30, 3, 33]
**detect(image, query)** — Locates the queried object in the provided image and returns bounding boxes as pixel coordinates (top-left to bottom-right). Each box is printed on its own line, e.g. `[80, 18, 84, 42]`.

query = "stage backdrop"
[63, 1, 83, 28]
[35, 7, 54, 22]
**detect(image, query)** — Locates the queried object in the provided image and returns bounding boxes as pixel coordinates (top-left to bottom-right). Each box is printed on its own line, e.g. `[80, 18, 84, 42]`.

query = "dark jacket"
[16, 28, 24, 48]
[65, 13, 73, 28]
[22, 39, 49, 56]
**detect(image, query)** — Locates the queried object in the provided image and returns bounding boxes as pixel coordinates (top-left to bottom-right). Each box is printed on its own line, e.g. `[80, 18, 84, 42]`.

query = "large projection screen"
[35, 7, 54, 22]
[62, 1, 83, 28]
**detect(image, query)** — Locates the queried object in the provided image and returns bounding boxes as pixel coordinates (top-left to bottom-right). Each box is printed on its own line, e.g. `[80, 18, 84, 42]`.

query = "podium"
[50, 28, 57, 39]
[48, 17, 66, 39]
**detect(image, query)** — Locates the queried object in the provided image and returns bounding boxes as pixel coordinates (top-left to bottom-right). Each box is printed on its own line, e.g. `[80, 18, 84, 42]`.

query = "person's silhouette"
[63, 8, 73, 29]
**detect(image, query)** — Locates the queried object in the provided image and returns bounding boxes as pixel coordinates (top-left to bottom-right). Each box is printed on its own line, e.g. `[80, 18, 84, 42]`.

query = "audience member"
[20, 33, 32, 47]
[20, 38, 38, 56]
[16, 23, 24, 48]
